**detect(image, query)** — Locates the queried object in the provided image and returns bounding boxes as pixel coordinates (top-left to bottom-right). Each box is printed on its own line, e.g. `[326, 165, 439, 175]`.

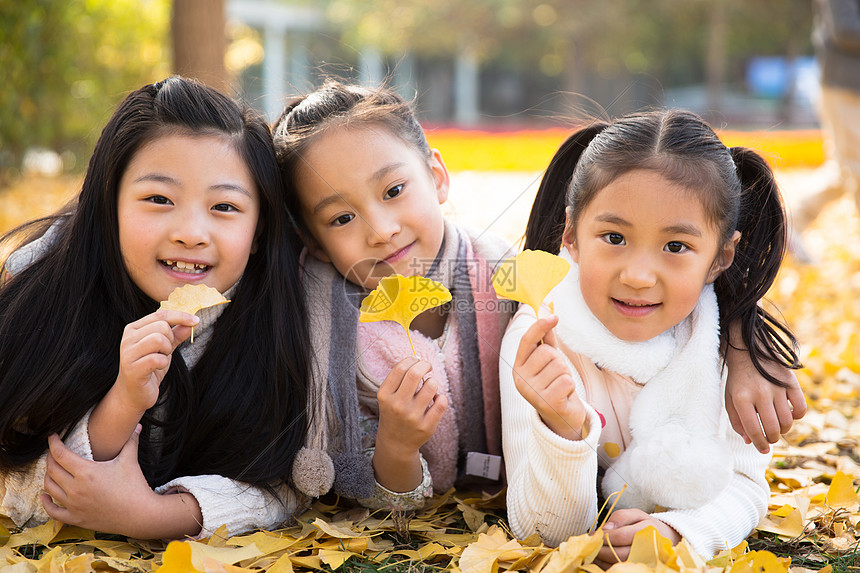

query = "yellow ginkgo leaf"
[825, 471, 859, 509]
[492, 250, 569, 316]
[359, 274, 452, 356]
[159, 284, 230, 343]
[159, 284, 230, 315]
[625, 525, 674, 568]
[155, 541, 202, 573]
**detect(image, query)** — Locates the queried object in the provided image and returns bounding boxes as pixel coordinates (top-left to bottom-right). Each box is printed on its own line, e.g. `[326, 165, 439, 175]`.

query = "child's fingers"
[153, 309, 201, 328]
[514, 316, 559, 366]
[127, 310, 198, 335]
[756, 404, 782, 446]
[40, 493, 71, 522]
[42, 472, 68, 511]
[733, 401, 769, 453]
[774, 397, 795, 435]
[379, 357, 430, 398]
[512, 344, 557, 389]
[169, 324, 195, 349]
[131, 331, 175, 360]
[424, 390, 448, 426]
[46, 434, 85, 475]
[414, 376, 439, 404]
[725, 398, 750, 444]
[787, 384, 807, 420]
[542, 322, 561, 349]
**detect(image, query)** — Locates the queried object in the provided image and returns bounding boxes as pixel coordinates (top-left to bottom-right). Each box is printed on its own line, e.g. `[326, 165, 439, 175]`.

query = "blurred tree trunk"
[171, 0, 230, 92]
[778, 0, 805, 125]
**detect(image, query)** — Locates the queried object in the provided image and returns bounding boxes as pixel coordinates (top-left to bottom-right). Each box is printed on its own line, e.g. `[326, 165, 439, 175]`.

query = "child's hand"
[374, 357, 448, 492]
[724, 343, 806, 454]
[42, 429, 203, 539]
[115, 309, 199, 414]
[596, 508, 681, 566]
[513, 316, 586, 441]
[88, 309, 199, 461]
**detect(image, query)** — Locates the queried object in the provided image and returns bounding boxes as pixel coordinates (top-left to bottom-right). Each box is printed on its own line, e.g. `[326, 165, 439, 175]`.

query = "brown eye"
[333, 214, 354, 226]
[605, 233, 624, 245]
[384, 184, 403, 199]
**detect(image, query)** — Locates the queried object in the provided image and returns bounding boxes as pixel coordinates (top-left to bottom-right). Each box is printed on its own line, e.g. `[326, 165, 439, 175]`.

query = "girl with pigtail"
[500, 110, 802, 561]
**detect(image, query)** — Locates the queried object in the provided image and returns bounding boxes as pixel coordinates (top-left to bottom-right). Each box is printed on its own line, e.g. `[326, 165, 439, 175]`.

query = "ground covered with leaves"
[0, 166, 858, 572]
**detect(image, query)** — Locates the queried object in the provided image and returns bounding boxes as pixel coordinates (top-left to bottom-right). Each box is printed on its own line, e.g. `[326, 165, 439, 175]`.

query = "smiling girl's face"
[563, 169, 738, 342]
[117, 133, 260, 302]
[294, 125, 449, 290]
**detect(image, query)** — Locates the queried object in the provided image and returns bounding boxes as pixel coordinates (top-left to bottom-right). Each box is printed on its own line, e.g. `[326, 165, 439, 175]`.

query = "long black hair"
[0, 77, 311, 491]
[524, 110, 800, 384]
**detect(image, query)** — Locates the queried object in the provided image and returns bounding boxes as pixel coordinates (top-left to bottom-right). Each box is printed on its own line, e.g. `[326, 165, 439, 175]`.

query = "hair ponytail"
[524, 123, 608, 253]
[715, 147, 801, 384]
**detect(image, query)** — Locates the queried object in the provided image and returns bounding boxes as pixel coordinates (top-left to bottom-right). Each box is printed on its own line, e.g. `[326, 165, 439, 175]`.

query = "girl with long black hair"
[0, 76, 313, 539]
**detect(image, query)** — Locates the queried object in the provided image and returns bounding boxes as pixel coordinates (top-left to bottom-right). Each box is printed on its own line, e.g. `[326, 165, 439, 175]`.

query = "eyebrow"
[595, 213, 703, 237]
[371, 162, 406, 183]
[133, 174, 252, 197]
[312, 194, 345, 215]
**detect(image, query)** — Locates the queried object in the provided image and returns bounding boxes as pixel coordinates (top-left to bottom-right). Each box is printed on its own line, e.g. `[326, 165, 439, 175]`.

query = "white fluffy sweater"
[499, 252, 771, 558]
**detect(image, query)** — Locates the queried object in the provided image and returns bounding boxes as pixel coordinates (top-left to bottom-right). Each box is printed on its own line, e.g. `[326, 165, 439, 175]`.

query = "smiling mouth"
[382, 243, 414, 264]
[161, 259, 209, 274]
[612, 298, 661, 317]
[613, 299, 658, 308]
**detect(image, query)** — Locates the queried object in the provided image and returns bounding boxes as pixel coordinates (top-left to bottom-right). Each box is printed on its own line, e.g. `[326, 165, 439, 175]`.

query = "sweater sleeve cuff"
[69, 409, 94, 461]
[357, 449, 433, 511]
[530, 401, 602, 455]
[155, 476, 295, 539]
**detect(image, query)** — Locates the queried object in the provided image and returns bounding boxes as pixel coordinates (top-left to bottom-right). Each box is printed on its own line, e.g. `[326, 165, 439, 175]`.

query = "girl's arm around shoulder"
[42, 427, 300, 539]
[499, 307, 603, 546]
[724, 322, 806, 453]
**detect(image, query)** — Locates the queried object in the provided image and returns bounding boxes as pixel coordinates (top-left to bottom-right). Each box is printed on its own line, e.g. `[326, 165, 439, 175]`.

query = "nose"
[366, 211, 400, 246]
[619, 253, 657, 289]
[170, 208, 210, 248]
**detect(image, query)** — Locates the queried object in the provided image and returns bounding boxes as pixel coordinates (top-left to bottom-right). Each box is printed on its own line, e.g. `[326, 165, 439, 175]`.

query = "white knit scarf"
[550, 248, 732, 511]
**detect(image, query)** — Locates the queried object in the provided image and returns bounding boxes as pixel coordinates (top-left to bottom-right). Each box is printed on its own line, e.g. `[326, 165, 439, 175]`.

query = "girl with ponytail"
[501, 110, 801, 561]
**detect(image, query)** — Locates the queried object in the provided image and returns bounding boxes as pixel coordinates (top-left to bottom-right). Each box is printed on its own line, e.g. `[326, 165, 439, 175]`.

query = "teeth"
[163, 260, 208, 274]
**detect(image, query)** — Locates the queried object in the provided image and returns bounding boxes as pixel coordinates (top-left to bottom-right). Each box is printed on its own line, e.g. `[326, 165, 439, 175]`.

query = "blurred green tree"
[0, 0, 170, 177]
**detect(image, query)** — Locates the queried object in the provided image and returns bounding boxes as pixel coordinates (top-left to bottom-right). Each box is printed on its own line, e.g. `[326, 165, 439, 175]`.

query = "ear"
[298, 228, 332, 264]
[562, 206, 579, 263]
[707, 230, 741, 283]
[429, 149, 450, 204]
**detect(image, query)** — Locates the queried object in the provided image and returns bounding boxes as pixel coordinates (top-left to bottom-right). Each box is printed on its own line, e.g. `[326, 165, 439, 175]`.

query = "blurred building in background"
[1, 0, 821, 179]
[226, 0, 819, 129]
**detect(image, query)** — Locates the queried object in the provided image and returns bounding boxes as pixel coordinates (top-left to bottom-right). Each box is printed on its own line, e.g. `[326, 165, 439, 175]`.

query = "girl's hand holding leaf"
[358, 276, 452, 493]
[374, 357, 449, 492]
[513, 315, 587, 441]
[89, 308, 198, 461]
